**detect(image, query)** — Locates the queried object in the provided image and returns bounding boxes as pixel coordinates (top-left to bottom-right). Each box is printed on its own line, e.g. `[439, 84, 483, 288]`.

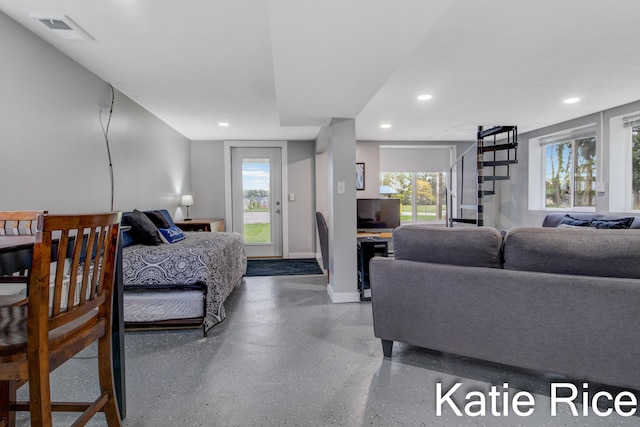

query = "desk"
[357, 237, 389, 301]
[356, 232, 392, 239]
[0, 235, 127, 419]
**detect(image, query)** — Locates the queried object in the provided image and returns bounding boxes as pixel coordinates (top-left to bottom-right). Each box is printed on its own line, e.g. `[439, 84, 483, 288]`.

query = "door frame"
[224, 140, 289, 258]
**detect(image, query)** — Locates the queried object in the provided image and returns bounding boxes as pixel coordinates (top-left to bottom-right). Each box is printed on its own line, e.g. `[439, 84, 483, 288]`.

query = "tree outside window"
[632, 125, 640, 210]
[380, 172, 446, 223]
[544, 136, 596, 208]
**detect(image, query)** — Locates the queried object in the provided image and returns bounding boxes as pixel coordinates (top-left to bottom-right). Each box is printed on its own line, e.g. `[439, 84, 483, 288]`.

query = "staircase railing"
[447, 125, 518, 227]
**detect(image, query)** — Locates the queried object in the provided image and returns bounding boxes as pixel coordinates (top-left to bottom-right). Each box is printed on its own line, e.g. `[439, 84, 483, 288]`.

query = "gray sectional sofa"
[370, 219, 640, 390]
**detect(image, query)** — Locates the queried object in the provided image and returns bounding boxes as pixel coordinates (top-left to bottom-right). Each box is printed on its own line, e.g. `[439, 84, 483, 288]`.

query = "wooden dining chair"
[0, 211, 47, 307]
[0, 212, 122, 427]
[0, 211, 44, 237]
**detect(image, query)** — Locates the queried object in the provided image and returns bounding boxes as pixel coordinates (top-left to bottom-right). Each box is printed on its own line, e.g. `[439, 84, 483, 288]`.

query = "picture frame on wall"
[356, 163, 365, 191]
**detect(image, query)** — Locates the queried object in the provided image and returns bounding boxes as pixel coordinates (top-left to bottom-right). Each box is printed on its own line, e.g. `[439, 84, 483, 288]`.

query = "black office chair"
[315, 212, 329, 282]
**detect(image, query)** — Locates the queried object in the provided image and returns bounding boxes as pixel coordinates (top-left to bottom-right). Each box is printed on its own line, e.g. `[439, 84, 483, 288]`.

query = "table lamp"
[180, 194, 194, 221]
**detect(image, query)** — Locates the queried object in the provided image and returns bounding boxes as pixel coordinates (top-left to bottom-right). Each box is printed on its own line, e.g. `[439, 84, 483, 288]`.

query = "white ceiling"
[2, 0, 640, 142]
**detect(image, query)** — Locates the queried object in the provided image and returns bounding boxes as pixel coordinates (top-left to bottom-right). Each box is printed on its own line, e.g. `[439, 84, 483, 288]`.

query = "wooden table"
[0, 235, 127, 419]
[175, 218, 225, 232]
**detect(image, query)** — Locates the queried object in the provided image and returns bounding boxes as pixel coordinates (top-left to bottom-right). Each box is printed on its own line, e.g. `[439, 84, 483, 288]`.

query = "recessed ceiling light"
[218, 122, 230, 127]
[564, 97, 580, 104]
[417, 94, 432, 101]
[380, 124, 392, 129]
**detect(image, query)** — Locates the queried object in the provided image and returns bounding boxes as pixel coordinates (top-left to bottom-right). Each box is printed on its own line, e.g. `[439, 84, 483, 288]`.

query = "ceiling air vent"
[29, 13, 94, 41]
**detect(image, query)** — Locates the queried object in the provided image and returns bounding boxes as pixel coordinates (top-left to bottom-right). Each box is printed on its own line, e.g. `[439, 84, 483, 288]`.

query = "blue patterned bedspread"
[122, 232, 247, 331]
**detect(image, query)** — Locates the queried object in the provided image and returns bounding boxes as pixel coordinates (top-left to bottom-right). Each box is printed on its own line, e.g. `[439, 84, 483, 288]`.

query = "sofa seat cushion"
[392, 225, 503, 269]
[503, 227, 640, 279]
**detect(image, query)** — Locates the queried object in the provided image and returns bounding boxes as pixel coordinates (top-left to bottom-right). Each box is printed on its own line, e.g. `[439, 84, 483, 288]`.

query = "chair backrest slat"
[24, 213, 121, 333]
[79, 227, 98, 305]
[51, 230, 69, 317]
[94, 225, 107, 295]
[0, 211, 46, 236]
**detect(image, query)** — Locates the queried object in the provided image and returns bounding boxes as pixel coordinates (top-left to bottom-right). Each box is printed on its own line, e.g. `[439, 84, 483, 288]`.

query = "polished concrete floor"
[16, 274, 640, 426]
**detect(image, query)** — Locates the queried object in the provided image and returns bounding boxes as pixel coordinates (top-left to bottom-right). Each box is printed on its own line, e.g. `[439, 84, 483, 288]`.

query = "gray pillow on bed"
[124, 210, 164, 245]
[144, 210, 172, 229]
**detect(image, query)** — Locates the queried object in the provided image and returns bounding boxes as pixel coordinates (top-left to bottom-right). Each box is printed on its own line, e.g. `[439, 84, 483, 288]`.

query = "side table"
[175, 219, 225, 232]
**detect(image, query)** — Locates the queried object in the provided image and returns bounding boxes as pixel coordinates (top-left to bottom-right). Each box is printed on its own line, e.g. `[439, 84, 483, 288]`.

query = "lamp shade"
[180, 194, 194, 206]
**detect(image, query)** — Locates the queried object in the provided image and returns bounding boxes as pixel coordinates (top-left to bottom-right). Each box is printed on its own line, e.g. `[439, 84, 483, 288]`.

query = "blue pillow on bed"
[121, 230, 135, 248]
[158, 225, 186, 243]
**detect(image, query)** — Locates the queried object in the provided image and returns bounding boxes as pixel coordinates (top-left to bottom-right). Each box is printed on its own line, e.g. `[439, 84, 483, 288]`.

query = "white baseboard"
[327, 284, 360, 303]
[287, 252, 317, 259]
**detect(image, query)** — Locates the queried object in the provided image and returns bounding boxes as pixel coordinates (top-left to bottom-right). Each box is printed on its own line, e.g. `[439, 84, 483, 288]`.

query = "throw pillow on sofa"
[557, 214, 591, 227]
[588, 217, 635, 229]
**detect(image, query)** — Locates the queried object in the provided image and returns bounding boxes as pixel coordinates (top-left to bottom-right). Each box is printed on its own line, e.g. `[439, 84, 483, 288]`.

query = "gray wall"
[287, 141, 316, 257]
[497, 99, 640, 230]
[191, 140, 316, 256]
[0, 11, 191, 217]
[326, 119, 358, 301]
[356, 140, 474, 200]
[190, 141, 227, 221]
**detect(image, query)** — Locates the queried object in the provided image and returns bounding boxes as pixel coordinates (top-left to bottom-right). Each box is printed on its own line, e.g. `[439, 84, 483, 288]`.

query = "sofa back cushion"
[392, 225, 503, 268]
[503, 227, 640, 279]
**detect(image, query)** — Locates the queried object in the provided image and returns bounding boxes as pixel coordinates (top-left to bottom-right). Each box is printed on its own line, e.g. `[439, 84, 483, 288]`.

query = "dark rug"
[245, 258, 324, 277]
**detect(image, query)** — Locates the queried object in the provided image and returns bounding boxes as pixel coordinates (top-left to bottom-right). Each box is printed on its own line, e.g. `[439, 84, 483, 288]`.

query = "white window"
[543, 133, 596, 208]
[609, 112, 640, 212]
[379, 172, 447, 223]
[378, 145, 453, 224]
[528, 125, 597, 210]
[629, 121, 640, 210]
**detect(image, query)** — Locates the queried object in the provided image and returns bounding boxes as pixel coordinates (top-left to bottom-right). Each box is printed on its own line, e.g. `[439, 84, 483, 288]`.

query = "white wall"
[0, 11, 190, 217]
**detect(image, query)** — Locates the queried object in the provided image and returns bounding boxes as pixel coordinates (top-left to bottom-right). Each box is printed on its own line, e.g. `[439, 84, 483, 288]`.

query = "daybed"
[370, 215, 640, 390]
[121, 210, 246, 335]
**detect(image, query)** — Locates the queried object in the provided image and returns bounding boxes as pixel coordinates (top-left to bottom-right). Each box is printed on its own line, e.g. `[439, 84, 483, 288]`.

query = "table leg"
[112, 236, 126, 420]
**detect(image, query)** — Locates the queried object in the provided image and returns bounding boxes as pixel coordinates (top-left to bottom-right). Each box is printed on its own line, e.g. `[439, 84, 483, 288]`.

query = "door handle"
[276, 209, 281, 214]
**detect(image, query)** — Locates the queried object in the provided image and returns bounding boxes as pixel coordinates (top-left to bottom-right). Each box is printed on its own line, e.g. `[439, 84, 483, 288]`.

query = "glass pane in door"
[242, 158, 271, 244]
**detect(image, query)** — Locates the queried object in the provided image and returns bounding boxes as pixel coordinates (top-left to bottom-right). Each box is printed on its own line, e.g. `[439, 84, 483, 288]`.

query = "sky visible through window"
[242, 159, 270, 191]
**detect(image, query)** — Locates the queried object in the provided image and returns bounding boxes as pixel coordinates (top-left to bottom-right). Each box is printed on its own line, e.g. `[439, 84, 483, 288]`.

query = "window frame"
[379, 171, 447, 224]
[630, 123, 640, 210]
[528, 123, 597, 212]
[609, 112, 640, 213]
[542, 134, 597, 209]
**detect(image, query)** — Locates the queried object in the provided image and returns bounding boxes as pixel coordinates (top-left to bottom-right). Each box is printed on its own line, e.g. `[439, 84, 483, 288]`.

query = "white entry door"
[231, 147, 283, 257]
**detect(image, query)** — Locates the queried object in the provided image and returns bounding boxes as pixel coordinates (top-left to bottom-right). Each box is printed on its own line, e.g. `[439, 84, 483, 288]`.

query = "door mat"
[245, 258, 324, 277]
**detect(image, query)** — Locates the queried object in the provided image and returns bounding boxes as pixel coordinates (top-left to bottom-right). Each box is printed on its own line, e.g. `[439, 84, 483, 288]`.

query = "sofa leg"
[381, 339, 393, 357]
